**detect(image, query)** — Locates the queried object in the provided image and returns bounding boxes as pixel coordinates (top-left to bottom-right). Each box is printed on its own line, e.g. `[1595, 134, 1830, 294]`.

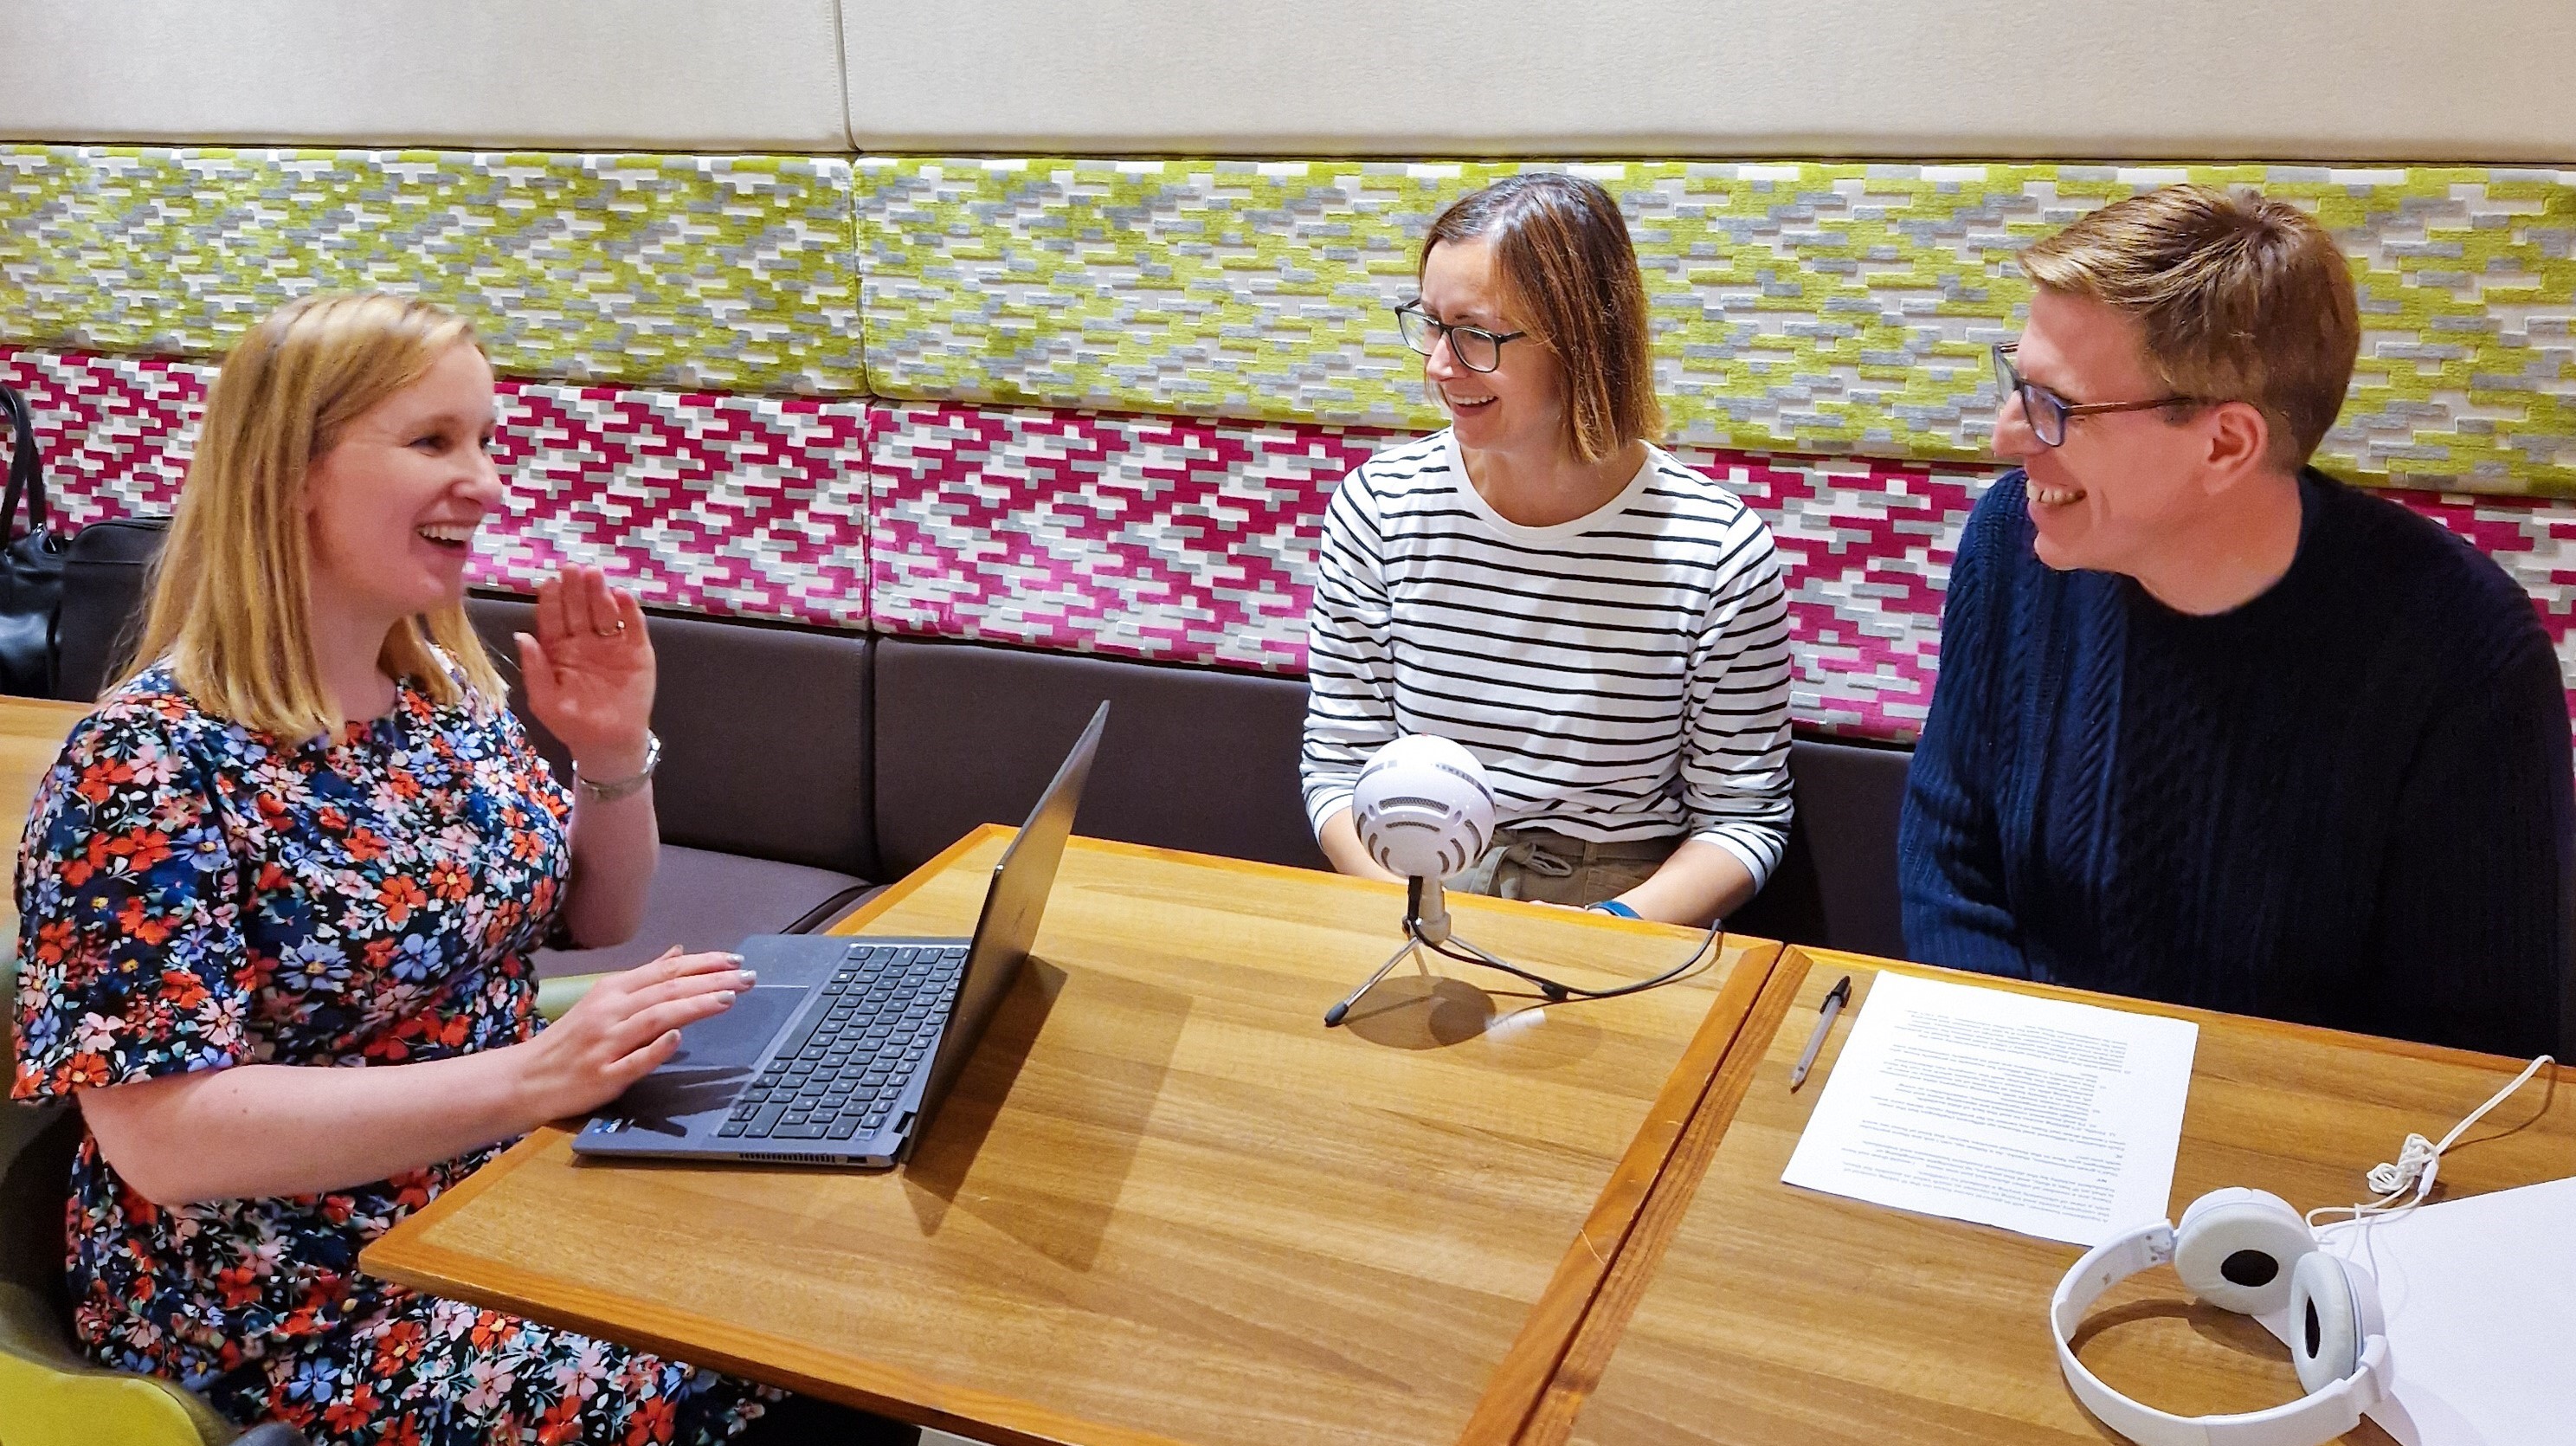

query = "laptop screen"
[906, 700, 1109, 1142]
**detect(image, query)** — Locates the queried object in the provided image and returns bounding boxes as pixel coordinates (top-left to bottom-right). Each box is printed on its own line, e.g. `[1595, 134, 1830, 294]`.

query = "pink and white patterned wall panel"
[866, 401, 2576, 744]
[1697, 452, 1997, 740]
[12, 347, 2576, 746]
[0, 350, 205, 523]
[866, 401, 2001, 739]
[866, 403, 1377, 673]
[485, 388, 868, 628]
[1747, 468, 2576, 740]
[0, 347, 871, 628]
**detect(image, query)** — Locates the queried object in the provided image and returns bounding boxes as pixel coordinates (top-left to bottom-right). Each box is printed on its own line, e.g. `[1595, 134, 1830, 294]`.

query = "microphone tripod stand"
[1323, 874, 1570, 1027]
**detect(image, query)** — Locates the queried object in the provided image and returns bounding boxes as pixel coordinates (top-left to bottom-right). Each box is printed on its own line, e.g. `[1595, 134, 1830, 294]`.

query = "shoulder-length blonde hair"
[121, 292, 507, 737]
[1419, 173, 1665, 464]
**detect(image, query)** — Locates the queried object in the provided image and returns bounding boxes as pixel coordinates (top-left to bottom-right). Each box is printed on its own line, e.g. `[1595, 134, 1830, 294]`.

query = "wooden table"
[1505, 948, 2576, 1446]
[366, 827, 1794, 1446]
[0, 695, 89, 943]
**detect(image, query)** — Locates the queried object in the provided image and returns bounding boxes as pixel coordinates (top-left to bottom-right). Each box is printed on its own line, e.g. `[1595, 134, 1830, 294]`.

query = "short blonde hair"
[1420, 174, 1665, 464]
[123, 293, 506, 738]
[2019, 184, 2360, 472]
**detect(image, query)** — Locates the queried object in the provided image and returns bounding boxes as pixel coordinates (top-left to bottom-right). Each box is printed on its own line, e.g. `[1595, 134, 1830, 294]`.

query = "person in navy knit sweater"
[1900, 184, 2573, 1057]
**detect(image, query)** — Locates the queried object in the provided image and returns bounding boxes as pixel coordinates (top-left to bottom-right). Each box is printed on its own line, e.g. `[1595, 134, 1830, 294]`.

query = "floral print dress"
[9, 665, 769, 1446]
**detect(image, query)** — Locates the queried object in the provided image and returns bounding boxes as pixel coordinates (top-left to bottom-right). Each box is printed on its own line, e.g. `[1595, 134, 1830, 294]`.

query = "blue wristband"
[1587, 899, 1640, 920]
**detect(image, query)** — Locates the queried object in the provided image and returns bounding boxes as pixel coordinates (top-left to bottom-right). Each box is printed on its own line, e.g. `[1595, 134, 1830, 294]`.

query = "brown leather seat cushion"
[531, 842, 869, 978]
[1727, 735, 1912, 958]
[467, 597, 875, 879]
[872, 637, 1327, 879]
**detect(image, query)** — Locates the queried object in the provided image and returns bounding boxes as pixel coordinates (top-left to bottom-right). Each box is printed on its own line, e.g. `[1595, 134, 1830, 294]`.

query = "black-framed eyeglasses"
[1394, 302, 1527, 374]
[1993, 343, 2202, 448]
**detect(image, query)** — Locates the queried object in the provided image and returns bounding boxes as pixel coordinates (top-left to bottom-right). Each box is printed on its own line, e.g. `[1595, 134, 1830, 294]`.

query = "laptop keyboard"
[717, 942, 969, 1142]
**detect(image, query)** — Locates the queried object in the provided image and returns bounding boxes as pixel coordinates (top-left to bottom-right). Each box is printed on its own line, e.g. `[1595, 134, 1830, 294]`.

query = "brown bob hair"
[1418, 174, 1665, 463]
[2019, 184, 2360, 472]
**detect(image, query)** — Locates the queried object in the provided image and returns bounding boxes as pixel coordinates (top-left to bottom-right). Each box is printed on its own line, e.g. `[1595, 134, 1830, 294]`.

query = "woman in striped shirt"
[1300, 173, 1794, 925]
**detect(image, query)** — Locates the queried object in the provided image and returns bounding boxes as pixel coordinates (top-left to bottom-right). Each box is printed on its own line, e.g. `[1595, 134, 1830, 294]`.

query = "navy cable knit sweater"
[1900, 469, 2573, 1056]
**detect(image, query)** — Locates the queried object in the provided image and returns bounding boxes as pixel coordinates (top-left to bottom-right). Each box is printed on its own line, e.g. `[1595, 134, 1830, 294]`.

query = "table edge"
[1502, 946, 1814, 1445]
[1456, 936, 1793, 1446]
[1800, 947, 2574, 1080]
[364, 1168, 1188, 1446]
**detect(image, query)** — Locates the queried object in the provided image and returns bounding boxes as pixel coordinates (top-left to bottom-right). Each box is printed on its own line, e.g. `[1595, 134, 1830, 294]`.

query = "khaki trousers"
[1448, 826, 1679, 907]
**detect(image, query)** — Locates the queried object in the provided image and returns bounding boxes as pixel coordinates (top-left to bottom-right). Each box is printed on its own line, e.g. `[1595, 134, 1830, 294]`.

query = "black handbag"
[53, 514, 170, 701]
[0, 384, 68, 697]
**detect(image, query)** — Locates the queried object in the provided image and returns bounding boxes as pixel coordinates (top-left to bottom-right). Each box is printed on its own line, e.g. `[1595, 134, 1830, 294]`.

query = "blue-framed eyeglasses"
[1993, 342, 2202, 448]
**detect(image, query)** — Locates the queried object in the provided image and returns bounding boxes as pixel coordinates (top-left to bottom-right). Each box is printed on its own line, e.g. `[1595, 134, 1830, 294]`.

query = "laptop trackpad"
[613, 986, 807, 1126]
[669, 985, 806, 1068]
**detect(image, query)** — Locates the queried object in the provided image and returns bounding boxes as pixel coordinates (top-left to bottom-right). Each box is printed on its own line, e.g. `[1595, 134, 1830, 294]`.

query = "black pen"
[1787, 974, 1853, 1091]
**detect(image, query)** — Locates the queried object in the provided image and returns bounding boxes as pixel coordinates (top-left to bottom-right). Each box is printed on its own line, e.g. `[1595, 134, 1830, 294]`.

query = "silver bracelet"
[574, 731, 660, 802]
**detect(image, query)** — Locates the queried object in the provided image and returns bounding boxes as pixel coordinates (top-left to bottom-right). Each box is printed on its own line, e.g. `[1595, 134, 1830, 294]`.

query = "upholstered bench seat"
[1729, 737, 1913, 959]
[461, 597, 881, 981]
[872, 636, 1326, 878]
[531, 842, 873, 978]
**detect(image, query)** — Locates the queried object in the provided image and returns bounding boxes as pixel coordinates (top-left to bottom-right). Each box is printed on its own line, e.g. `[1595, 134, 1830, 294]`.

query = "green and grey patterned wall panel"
[0, 146, 861, 394]
[11, 147, 2571, 495]
[857, 158, 2576, 496]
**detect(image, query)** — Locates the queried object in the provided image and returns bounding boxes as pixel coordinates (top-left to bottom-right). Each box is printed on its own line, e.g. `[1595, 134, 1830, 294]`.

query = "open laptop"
[572, 701, 1108, 1168]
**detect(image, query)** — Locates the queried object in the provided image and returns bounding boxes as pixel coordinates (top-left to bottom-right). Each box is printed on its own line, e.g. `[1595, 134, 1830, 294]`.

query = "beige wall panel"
[843, 0, 2576, 162]
[0, 0, 850, 151]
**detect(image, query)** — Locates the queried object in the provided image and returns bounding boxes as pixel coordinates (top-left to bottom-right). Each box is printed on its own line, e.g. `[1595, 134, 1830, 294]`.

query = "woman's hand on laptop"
[513, 947, 753, 1123]
[75, 948, 753, 1205]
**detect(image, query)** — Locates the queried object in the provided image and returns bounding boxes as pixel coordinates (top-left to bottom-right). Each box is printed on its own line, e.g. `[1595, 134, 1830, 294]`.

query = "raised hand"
[516, 563, 656, 780]
[512, 948, 751, 1121]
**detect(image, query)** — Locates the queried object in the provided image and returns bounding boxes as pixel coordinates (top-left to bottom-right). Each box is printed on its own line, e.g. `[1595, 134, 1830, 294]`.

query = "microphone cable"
[1413, 916, 1727, 1005]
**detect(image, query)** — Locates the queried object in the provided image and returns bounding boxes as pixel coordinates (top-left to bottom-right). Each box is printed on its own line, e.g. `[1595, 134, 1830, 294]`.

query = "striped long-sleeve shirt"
[1300, 430, 1795, 887]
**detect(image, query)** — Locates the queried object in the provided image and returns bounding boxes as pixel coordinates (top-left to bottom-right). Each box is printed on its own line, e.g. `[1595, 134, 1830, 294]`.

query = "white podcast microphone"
[1354, 733, 1496, 879]
[1324, 734, 1719, 1025]
[1325, 735, 1497, 1025]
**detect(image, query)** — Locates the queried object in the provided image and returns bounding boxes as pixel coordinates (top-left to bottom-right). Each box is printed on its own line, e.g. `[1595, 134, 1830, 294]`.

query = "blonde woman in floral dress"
[10, 294, 904, 1445]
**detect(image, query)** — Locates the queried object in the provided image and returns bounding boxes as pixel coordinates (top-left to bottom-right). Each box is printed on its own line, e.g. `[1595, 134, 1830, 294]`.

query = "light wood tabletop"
[364, 826, 1793, 1446]
[0, 694, 90, 943]
[1515, 947, 2576, 1446]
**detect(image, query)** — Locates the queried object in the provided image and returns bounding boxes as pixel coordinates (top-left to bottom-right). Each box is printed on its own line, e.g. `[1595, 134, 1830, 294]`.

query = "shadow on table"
[900, 958, 1192, 1273]
[1342, 969, 1607, 1071]
[1343, 974, 1497, 1049]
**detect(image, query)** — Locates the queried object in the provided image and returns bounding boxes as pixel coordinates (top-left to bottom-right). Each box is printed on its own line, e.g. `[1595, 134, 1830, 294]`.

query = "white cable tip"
[2316, 1054, 2552, 1230]
[2363, 1135, 2439, 1197]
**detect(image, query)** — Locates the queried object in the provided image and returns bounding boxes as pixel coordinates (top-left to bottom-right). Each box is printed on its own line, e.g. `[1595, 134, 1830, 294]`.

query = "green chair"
[1, 957, 306, 1446]
[533, 972, 606, 1023]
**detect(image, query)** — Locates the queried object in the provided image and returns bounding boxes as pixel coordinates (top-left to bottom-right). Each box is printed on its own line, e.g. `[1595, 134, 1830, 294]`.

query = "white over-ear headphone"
[2052, 1187, 2392, 1446]
[2051, 1053, 2553, 1444]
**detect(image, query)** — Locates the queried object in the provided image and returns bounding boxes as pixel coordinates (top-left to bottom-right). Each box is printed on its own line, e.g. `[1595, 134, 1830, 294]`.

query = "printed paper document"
[2259, 1173, 2576, 1446]
[1781, 972, 2199, 1245]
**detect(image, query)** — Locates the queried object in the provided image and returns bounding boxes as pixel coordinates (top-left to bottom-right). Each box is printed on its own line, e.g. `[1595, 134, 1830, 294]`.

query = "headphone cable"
[2309, 1052, 2556, 1230]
